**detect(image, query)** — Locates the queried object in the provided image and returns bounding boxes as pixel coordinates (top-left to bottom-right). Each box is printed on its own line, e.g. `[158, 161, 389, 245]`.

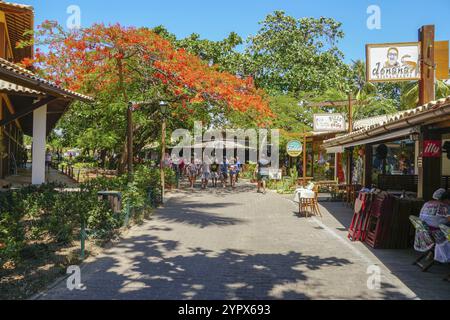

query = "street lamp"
[159, 101, 169, 204]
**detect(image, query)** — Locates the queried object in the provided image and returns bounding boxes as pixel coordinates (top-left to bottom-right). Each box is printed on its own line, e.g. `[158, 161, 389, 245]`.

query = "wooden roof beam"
[306, 99, 360, 107]
[0, 95, 57, 127]
[0, 4, 33, 15]
[2, 93, 21, 129]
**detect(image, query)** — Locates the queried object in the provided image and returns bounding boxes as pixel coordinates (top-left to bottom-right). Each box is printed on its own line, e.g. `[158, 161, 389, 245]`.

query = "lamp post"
[159, 101, 169, 204]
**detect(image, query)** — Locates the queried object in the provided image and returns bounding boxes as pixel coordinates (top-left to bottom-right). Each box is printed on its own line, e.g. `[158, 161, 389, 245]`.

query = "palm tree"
[349, 60, 397, 120]
[400, 80, 450, 110]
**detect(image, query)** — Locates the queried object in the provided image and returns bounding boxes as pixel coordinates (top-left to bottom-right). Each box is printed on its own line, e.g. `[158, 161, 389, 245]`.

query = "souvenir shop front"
[322, 97, 450, 250]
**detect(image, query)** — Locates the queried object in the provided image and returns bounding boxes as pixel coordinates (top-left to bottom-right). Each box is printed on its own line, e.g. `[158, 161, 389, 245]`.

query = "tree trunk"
[100, 149, 107, 169]
[117, 141, 127, 175]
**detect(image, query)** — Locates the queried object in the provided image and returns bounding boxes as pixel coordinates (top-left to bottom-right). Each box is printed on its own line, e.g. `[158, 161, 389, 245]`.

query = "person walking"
[201, 160, 211, 189]
[178, 158, 186, 181]
[256, 157, 270, 194]
[235, 157, 242, 183]
[220, 157, 229, 188]
[210, 159, 220, 188]
[45, 149, 52, 172]
[187, 159, 198, 190]
[229, 158, 238, 189]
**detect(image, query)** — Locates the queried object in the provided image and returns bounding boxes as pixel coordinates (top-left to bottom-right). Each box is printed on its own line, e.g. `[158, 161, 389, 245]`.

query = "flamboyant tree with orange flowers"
[21, 22, 272, 172]
[23, 22, 271, 116]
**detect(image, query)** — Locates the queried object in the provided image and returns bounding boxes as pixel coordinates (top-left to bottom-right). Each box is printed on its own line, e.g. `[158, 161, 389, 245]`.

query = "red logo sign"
[423, 140, 441, 158]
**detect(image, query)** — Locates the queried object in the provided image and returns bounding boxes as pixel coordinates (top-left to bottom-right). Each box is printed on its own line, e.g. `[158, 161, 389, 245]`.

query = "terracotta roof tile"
[0, 79, 43, 95]
[0, 57, 93, 102]
[324, 96, 450, 147]
[0, 1, 33, 10]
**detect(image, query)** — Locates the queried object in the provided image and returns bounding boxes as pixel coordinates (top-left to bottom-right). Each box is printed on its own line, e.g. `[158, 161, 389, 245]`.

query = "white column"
[32, 105, 47, 185]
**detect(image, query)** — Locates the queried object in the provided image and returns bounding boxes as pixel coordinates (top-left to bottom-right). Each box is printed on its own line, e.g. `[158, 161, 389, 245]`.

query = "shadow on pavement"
[319, 201, 450, 300]
[153, 198, 245, 229]
[41, 233, 400, 300]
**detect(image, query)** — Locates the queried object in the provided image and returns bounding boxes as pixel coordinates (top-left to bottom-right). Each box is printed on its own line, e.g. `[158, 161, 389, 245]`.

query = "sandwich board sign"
[366, 42, 421, 82]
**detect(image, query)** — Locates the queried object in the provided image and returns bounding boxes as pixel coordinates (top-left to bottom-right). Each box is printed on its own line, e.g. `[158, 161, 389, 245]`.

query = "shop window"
[372, 139, 416, 185]
[313, 144, 336, 181]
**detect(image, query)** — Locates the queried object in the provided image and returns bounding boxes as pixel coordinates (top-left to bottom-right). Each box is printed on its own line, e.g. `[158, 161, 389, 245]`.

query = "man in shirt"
[229, 158, 238, 189]
[255, 157, 270, 194]
[187, 159, 198, 190]
[178, 158, 186, 179]
[201, 160, 211, 189]
[45, 149, 52, 172]
[220, 157, 229, 188]
[210, 160, 220, 188]
[235, 157, 242, 183]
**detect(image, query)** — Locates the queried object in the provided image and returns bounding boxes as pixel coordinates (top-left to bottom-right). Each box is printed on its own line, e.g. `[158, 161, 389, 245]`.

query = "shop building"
[0, 1, 92, 184]
[323, 96, 450, 201]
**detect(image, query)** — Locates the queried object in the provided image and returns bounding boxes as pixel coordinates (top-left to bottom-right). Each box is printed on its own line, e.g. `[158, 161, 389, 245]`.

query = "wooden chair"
[343, 184, 351, 206]
[311, 185, 322, 217]
[298, 185, 322, 218]
[299, 197, 313, 218]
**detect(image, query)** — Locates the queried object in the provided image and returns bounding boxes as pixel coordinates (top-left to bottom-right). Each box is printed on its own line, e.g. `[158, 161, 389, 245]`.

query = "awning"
[324, 97, 450, 149]
[340, 127, 416, 149]
[326, 146, 344, 154]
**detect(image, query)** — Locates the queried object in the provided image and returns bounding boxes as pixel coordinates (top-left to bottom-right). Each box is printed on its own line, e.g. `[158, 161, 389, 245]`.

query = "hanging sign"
[313, 114, 346, 132]
[366, 42, 421, 82]
[423, 140, 442, 158]
[436, 41, 449, 80]
[287, 140, 303, 158]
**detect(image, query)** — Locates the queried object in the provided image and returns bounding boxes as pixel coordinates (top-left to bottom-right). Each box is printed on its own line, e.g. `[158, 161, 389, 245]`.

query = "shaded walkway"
[37, 182, 447, 300]
[5, 165, 78, 188]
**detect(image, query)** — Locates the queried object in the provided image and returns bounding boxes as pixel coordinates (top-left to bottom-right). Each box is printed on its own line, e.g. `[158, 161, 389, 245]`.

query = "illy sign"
[423, 140, 442, 158]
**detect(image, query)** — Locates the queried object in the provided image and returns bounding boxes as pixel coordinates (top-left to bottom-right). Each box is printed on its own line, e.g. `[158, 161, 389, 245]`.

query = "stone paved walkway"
[37, 182, 450, 300]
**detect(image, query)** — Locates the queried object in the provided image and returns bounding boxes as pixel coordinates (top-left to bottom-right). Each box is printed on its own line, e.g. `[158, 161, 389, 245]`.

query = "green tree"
[245, 11, 349, 95]
[400, 80, 450, 110]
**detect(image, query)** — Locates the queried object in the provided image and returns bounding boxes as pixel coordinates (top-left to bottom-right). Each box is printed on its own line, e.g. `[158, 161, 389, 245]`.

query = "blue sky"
[21, 0, 450, 63]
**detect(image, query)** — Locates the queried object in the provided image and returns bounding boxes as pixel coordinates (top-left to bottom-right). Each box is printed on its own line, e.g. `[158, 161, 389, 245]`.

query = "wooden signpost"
[365, 25, 449, 200]
[418, 25, 436, 106]
[417, 25, 441, 200]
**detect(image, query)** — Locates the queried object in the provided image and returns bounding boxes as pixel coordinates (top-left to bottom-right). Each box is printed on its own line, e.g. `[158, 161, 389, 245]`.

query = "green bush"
[0, 165, 170, 266]
[241, 163, 257, 180]
[0, 183, 118, 266]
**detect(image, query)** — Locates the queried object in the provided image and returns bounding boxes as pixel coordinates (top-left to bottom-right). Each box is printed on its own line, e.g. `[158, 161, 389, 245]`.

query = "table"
[294, 187, 322, 218]
[293, 188, 315, 203]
